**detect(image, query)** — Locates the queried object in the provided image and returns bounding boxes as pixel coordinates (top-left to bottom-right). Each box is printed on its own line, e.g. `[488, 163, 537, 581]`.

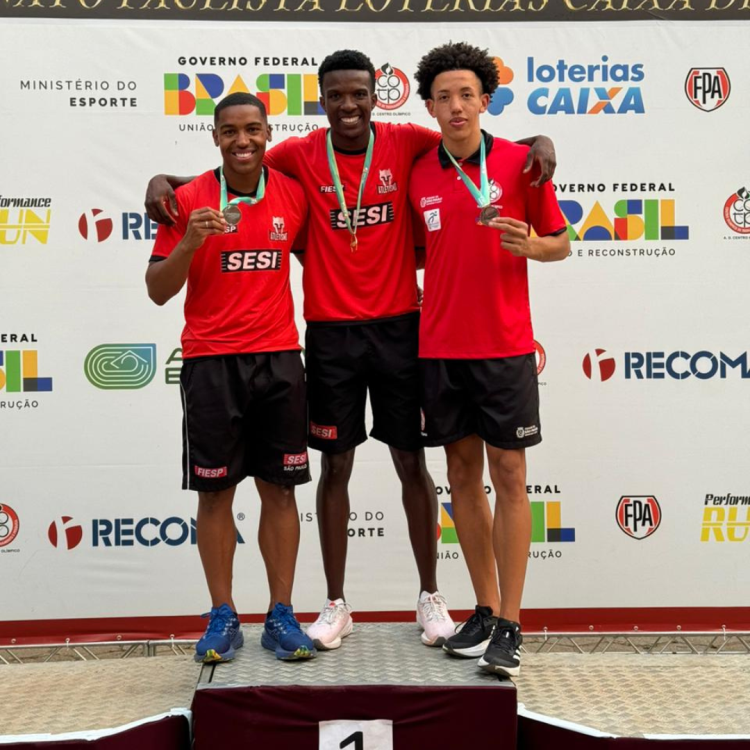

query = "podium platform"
[192, 622, 517, 749]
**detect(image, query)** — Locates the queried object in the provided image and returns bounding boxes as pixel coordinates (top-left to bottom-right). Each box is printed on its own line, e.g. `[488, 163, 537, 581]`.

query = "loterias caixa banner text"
[2, 0, 749, 23]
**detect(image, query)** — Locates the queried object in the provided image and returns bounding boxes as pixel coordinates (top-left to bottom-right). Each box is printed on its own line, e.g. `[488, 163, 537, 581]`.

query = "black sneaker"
[442, 605, 498, 658]
[478, 618, 522, 677]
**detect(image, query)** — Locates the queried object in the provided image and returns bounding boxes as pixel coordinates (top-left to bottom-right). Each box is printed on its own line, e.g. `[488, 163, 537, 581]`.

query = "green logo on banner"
[84, 344, 156, 390]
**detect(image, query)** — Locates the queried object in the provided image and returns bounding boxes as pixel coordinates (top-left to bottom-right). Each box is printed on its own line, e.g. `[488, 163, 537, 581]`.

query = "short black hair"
[214, 92, 267, 124]
[318, 50, 376, 95]
[414, 42, 499, 101]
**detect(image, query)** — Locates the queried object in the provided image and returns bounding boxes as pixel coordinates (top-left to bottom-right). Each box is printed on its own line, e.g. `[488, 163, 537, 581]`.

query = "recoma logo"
[84, 344, 157, 389]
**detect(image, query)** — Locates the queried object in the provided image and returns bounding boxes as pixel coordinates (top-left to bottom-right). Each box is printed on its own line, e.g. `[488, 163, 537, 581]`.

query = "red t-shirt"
[408, 134, 566, 359]
[150, 168, 306, 359]
[265, 122, 440, 322]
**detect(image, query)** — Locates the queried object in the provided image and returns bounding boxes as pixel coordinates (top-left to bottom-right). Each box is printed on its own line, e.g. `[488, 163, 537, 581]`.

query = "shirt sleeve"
[150, 189, 189, 261]
[264, 137, 302, 178]
[405, 123, 442, 160]
[525, 176, 567, 238]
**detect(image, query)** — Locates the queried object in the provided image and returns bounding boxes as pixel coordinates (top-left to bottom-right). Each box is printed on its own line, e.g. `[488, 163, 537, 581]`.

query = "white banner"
[1, 20, 749, 633]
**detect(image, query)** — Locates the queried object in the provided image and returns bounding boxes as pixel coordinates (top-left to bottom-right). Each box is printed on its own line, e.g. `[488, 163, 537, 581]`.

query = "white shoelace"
[317, 601, 352, 625]
[421, 593, 449, 622]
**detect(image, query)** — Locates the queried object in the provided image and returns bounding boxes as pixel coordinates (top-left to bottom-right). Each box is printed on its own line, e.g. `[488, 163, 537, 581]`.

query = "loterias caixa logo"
[685, 68, 730, 112]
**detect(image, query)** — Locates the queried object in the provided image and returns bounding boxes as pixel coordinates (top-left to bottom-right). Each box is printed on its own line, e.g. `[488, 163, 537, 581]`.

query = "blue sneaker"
[194, 603, 243, 663]
[261, 603, 316, 661]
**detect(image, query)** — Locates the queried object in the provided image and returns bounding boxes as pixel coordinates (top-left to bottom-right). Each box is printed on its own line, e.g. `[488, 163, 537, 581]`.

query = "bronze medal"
[479, 205, 499, 225]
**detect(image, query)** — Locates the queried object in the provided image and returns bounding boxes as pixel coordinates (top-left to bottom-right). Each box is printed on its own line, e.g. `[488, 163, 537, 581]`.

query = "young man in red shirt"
[147, 92, 316, 663]
[409, 43, 569, 677]
[145, 52, 556, 652]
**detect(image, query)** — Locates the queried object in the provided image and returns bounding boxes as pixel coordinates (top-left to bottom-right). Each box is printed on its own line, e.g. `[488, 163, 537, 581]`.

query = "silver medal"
[223, 205, 242, 226]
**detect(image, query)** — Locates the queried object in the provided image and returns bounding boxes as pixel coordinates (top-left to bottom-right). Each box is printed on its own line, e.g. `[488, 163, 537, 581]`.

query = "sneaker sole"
[420, 632, 448, 647]
[477, 656, 520, 677]
[442, 639, 491, 658]
[195, 646, 236, 664]
[311, 619, 353, 651]
[277, 645, 317, 661]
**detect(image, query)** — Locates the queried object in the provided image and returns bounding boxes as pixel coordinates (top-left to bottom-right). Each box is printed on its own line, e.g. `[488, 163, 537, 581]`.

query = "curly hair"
[318, 50, 376, 95]
[414, 42, 498, 101]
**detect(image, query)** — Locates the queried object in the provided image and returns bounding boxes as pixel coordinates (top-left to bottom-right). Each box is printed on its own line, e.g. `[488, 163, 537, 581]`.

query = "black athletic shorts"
[305, 312, 422, 454]
[179, 351, 310, 491]
[420, 353, 542, 450]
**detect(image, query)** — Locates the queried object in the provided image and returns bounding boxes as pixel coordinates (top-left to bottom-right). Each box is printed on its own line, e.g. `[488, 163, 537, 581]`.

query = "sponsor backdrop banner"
[1, 19, 749, 636]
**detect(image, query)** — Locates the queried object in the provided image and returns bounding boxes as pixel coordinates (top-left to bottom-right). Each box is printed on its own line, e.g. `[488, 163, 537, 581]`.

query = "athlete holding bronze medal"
[443, 138, 500, 226]
[409, 42, 570, 677]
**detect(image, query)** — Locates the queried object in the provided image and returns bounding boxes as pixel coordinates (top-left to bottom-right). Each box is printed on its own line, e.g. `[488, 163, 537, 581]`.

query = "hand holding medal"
[182, 207, 226, 253]
[220, 165, 266, 226]
[444, 138, 499, 227]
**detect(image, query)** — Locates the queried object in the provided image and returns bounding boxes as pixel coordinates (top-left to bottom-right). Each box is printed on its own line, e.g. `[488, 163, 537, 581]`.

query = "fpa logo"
[48, 516, 84, 550]
[84, 344, 157, 390]
[488, 57, 514, 116]
[582, 349, 616, 382]
[616, 496, 661, 539]
[375, 63, 409, 111]
[78, 209, 114, 243]
[685, 68, 730, 112]
[0, 504, 20, 548]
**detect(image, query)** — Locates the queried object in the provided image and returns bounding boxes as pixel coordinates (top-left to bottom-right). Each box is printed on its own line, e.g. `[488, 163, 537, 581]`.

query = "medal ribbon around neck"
[444, 137, 494, 221]
[326, 127, 375, 252]
[220, 166, 266, 224]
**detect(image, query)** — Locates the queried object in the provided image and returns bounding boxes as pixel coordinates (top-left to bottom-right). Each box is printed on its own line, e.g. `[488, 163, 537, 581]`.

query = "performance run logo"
[84, 344, 157, 390]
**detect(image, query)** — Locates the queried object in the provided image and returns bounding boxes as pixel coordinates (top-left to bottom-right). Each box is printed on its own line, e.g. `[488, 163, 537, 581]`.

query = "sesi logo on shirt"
[329, 202, 395, 231]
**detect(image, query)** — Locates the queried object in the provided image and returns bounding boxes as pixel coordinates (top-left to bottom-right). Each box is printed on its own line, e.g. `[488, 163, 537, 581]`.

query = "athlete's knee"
[259, 482, 297, 510]
[198, 488, 235, 514]
[446, 456, 483, 495]
[488, 450, 526, 498]
[321, 450, 355, 486]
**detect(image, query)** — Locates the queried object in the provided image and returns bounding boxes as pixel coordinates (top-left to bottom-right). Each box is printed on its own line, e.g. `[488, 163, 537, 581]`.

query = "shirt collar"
[438, 130, 494, 169]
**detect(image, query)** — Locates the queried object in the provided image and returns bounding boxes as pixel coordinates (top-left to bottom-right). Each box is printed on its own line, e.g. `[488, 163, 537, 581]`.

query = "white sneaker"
[416, 591, 455, 647]
[306, 599, 354, 650]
